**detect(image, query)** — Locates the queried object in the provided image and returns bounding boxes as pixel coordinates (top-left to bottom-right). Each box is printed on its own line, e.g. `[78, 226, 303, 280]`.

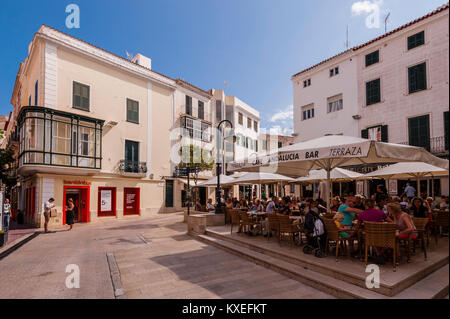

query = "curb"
[106, 252, 127, 299]
[0, 232, 40, 260]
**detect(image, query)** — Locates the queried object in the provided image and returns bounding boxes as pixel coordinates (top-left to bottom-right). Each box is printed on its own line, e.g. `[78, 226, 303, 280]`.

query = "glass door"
[125, 140, 139, 172]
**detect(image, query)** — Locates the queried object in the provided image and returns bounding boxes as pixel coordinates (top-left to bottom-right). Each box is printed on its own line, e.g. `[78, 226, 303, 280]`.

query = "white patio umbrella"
[364, 162, 449, 197]
[228, 135, 449, 211]
[296, 167, 366, 198]
[197, 174, 236, 186]
[231, 172, 295, 199]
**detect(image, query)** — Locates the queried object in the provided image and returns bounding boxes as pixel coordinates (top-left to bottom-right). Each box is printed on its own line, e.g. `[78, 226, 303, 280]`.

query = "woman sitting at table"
[290, 199, 300, 214]
[251, 199, 264, 212]
[331, 196, 341, 212]
[388, 203, 417, 241]
[409, 197, 429, 218]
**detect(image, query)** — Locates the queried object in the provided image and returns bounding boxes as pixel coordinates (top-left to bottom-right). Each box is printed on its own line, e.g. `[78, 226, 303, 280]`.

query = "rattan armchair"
[364, 222, 398, 271]
[278, 215, 300, 247]
[230, 209, 242, 235]
[323, 218, 351, 261]
[239, 211, 261, 235]
[434, 210, 449, 245]
[412, 217, 428, 261]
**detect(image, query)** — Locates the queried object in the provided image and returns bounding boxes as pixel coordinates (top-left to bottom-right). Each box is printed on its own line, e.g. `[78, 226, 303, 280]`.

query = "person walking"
[43, 198, 55, 233]
[65, 198, 75, 231]
[3, 198, 11, 232]
[401, 183, 416, 203]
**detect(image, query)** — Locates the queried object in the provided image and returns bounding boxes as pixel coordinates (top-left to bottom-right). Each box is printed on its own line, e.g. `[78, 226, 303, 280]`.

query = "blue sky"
[0, 0, 446, 133]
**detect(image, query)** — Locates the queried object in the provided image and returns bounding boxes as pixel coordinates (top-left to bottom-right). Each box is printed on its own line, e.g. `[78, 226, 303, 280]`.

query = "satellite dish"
[126, 51, 133, 60]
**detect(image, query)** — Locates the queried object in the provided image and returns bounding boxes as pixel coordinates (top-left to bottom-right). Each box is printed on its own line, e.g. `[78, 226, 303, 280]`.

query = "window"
[34, 80, 38, 105]
[198, 101, 204, 119]
[226, 105, 233, 122]
[238, 112, 243, 125]
[444, 111, 449, 151]
[366, 78, 381, 106]
[278, 141, 283, 148]
[247, 118, 252, 128]
[408, 31, 425, 50]
[254, 120, 258, 132]
[330, 67, 339, 77]
[216, 100, 222, 122]
[303, 79, 311, 87]
[302, 104, 314, 121]
[365, 50, 379, 67]
[408, 62, 427, 94]
[408, 115, 430, 151]
[185, 96, 192, 115]
[327, 94, 343, 113]
[361, 125, 388, 142]
[262, 140, 267, 150]
[73, 81, 90, 111]
[28, 95, 31, 106]
[126, 99, 139, 123]
[124, 140, 139, 173]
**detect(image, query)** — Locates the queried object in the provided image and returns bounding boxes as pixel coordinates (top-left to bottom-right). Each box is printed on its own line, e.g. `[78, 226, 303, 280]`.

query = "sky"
[0, 0, 447, 134]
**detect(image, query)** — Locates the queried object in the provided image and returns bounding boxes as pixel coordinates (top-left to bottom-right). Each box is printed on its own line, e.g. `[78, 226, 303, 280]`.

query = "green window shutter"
[408, 31, 425, 50]
[381, 125, 388, 142]
[365, 50, 379, 67]
[408, 63, 427, 94]
[127, 99, 139, 123]
[361, 129, 368, 139]
[409, 115, 430, 151]
[73, 82, 90, 111]
[444, 111, 449, 150]
[198, 101, 204, 119]
[185, 96, 192, 115]
[366, 79, 380, 105]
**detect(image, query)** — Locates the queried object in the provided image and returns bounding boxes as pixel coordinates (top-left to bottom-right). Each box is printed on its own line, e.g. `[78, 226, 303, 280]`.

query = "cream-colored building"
[4, 25, 216, 227]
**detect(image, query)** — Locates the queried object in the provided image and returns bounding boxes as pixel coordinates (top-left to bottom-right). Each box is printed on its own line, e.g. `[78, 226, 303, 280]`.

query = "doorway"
[63, 186, 90, 224]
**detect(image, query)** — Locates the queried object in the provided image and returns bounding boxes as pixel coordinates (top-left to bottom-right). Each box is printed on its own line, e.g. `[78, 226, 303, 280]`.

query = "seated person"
[265, 197, 278, 213]
[357, 199, 392, 224]
[354, 194, 366, 210]
[251, 199, 264, 212]
[338, 196, 363, 228]
[206, 199, 215, 213]
[277, 197, 291, 215]
[290, 199, 300, 213]
[409, 197, 429, 218]
[388, 203, 417, 241]
[333, 212, 352, 238]
[376, 195, 389, 215]
[330, 196, 341, 212]
[439, 196, 449, 210]
[225, 198, 233, 209]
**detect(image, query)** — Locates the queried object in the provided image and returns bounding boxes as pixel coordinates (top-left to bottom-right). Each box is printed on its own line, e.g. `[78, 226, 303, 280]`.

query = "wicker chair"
[230, 209, 242, 235]
[223, 207, 232, 225]
[364, 222, 398, 271]
[267, 214, 280, 241]
[434, 210, 449, 245]
[323, 218, 350, 261]
[412, 217, 428, 261]
[278, 215, 300, 246]
[239, 211, 261, 234]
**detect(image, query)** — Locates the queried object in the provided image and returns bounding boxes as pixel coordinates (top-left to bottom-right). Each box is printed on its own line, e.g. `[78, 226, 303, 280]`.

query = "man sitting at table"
[265, 197, 279, 213]
[252, 199, 264, 212]
[278, 197, 292, 215]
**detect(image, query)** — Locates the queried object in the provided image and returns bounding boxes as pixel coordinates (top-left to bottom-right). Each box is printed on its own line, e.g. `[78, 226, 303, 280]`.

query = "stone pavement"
[0, 213, 333, 299]
[4, 220, 37, 245]
[114, 221, 334, 299]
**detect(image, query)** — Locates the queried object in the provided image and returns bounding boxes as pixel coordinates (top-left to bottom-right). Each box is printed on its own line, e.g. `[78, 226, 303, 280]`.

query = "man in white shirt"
[265, 197, 278, 213]
[206, 199, 215, 213]
[3, 199, 11, 232]
[43, 198, 55, 233]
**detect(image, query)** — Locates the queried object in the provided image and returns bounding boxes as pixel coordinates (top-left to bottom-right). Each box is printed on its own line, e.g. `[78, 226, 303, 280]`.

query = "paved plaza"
[0, 213, 333, 299]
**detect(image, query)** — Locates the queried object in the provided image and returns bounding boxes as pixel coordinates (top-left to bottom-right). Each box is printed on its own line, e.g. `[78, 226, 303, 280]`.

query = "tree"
[0, 147, 15, 191]
[178, 144, 215, 186]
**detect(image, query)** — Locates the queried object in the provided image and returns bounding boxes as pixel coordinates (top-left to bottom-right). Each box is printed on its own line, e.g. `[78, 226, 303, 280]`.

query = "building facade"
[291, 4, 449, 196]
[3, 25, 222, 228]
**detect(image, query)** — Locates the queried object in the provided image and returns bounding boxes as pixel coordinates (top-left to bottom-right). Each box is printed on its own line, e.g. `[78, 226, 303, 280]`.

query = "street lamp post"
[216, 119, 235, 214]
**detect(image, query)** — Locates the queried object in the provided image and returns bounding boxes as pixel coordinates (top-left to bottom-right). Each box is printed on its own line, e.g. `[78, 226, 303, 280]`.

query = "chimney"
[131, 54, 151, 70]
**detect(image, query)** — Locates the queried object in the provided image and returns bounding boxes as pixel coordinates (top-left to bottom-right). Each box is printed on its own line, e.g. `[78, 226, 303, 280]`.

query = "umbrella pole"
[431, 174, 434, 198]
[417, 176, 421, 198]
[427, 177, 430, 198]
[339, 182, 342, 197]
[327, 166, 331, 213]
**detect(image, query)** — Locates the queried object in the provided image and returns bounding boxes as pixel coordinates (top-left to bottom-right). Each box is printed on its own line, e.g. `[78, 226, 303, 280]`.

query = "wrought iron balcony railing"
[399, 136, 449, 155]
[119, 160, 147, 174]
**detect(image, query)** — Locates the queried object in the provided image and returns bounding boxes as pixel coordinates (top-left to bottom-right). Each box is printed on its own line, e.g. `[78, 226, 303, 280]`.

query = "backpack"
[313, 218, 325, 237]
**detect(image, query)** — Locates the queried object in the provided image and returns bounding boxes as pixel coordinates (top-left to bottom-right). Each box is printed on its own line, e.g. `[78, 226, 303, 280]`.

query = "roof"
[35, 25, 209, 95]
[175, 79, 212, 99]
[292, 3, 449, 79]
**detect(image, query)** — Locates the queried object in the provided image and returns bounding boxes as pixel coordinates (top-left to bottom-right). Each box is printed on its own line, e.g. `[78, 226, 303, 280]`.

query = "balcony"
[399, 136, 449, 158]
[180, 116, 211, 143]
[119, 160, 147, 177]
[16, 106, 104, 176]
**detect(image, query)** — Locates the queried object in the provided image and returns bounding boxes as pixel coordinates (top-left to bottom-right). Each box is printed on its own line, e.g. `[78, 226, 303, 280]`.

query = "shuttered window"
[365, 50, 379, 67]
[126, 99, 139, 124]
[408, 115, 430, 151]
[444, 111, 449, 151]
[185, 96, 192, 115]
[73, 81, 90, 111]
[408, 62, 427, 94]
[407, 31, 425, 50]
[361, 125, 388, 142]
[198, 101, 204, 119]
[366, 79, 381, 106]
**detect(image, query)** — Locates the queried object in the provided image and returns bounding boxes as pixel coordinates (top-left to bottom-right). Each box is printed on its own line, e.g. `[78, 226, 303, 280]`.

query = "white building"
[291, 4, 449, 196]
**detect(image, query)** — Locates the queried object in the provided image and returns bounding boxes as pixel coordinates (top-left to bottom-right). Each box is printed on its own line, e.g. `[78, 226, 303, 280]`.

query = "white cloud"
[351, 0, 383, 16]
[270, 105, 293, 122]
[271, 125, 293, 136]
